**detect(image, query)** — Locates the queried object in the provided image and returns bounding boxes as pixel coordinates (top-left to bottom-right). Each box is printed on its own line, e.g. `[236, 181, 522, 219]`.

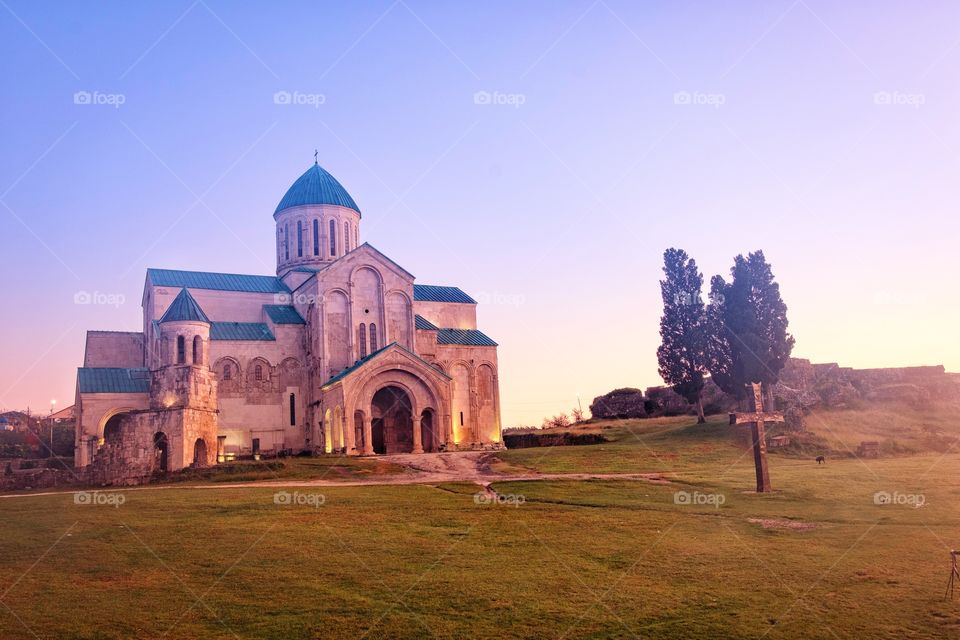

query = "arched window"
[223, 364, 232, 380]
[284, 223, 290, 260]
[369, 323, 378, 352]
[289, 393, 296, 426]
[359, 324, 367, 358]
[176, 335, 185, 364]
[313, 219, 319, 256]
[344, 221, 350, 252]
[297, 220, 303, 257]
[255, 365, 263, 381]
[192, 335, 202, 365]
[329, 219, 337, 256]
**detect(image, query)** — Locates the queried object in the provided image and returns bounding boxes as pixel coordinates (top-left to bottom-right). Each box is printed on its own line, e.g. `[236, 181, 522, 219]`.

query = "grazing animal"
[816, 456, 825, 464]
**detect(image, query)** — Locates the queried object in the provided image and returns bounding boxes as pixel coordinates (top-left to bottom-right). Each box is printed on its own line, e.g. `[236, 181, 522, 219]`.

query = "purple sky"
[1, 1, 958, 426]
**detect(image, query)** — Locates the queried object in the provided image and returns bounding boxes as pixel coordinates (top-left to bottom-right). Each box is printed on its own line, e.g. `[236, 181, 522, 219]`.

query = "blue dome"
[275, 162, 360, 216]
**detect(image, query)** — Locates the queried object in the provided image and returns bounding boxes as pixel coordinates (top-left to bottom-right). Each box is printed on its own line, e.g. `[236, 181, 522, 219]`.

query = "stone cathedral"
[74, 161, 503, 479]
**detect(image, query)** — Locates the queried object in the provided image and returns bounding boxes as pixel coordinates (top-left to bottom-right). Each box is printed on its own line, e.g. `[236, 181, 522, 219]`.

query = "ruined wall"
[83, 331, 144, 367]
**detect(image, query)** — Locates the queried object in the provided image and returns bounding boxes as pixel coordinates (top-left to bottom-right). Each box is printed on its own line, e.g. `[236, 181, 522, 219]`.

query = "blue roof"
[263, 305, 306, 325]
[275, 162, 360, 215]
[413, 284, 476, 304]
[160, 288, 209, 323]
[210, 322, 276, 341]
[147, 269, 289, 294]
[78, 368, 150, 394]
[437, 328, 498, 347]
[415, 315, 439, 330]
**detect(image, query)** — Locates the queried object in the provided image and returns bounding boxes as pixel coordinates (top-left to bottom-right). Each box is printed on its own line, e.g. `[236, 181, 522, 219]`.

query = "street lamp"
[49, 400, 56, 458]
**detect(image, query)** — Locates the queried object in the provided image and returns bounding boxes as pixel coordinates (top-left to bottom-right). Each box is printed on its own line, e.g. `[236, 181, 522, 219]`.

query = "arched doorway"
[192, 438, 208, 467]
[103, 414, 124, 444]
[153, 432, 169, 473]
[420, 409, 435, 453]
[371, 386, 413, 454]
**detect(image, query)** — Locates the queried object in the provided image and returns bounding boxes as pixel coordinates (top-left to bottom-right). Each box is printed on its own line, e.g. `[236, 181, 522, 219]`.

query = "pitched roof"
[209, 322, 276, 341]
[322, 342, 450, 388]
[437, 328, 498, 347]
[159, 288, 210, 323]
[414, 315, 439, 330]
[78, 368, 150, 394]
[275, 162, 360, 215]
[413, 284, 476, 304]
[147, 268, 289, 294]
[263, 305, 306, 325]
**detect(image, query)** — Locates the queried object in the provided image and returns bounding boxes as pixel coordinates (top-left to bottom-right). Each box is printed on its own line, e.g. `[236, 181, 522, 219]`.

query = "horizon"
[3, 1, 959, 426]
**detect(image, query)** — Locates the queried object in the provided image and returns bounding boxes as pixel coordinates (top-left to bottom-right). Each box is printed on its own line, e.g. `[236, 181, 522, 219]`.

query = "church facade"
[74, 162, 502, 477]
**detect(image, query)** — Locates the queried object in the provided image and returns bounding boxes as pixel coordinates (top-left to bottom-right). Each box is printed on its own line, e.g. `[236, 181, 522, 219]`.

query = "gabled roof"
[78, 368, 150, 394]
[275, 162, 360, 215]
[263, 305, 306, 325]
[147, 268, 289, 294]
[413, 284, 476, 304]
[437, 328, 498, 347]
[210, 322, 275, 341]
[160, 288, 209, 323]
[415, 315, 439, 330]
[322, 342, 450, 388]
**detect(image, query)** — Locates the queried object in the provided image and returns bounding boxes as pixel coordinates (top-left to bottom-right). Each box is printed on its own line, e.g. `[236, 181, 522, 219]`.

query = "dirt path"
[0, 452, 672, 499]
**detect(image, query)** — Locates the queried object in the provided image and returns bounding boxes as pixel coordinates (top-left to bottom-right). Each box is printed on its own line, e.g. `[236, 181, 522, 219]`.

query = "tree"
[572, 407, 585, 423]
[657, 248, 709, 423]
[706, 250, 795, 408]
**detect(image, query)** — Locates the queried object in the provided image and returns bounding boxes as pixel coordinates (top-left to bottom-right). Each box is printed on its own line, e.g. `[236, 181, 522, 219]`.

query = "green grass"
[2, 409, 960, 638]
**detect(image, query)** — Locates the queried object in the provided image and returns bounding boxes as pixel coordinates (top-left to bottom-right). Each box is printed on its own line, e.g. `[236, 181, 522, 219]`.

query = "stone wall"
[83, 331, 144, 367]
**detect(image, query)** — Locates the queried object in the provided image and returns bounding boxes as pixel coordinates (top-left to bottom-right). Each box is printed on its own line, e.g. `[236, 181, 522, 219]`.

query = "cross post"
[729, 382, 784, 493]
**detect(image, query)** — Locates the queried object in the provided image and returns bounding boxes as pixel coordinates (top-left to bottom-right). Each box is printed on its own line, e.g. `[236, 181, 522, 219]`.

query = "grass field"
[1, 409, 959, 639]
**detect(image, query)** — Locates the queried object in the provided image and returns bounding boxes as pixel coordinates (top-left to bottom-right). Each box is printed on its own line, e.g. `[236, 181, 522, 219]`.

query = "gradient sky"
[1, 1, 958, 426]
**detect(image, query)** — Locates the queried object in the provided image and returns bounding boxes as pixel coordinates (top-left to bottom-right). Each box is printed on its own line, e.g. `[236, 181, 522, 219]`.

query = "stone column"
[362, 416, 374, 455]
[412, 414, 423, 454]
[345, 413, 356, 454]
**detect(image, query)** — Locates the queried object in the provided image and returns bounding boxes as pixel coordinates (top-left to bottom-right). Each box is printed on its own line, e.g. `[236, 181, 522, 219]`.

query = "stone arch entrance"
[192, 438, 208, 467]
[371, 386, 413, 454]
[103, 414, 124, 444]
[153, 432, 169, 473]
[420, 409, 436, 453]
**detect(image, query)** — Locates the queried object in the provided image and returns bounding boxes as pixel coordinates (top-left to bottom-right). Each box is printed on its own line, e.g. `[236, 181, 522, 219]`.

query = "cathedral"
[74, 161, 502, 477]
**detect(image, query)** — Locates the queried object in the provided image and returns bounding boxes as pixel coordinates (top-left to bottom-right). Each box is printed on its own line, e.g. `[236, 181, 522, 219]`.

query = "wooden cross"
[729, 382, 784, 493]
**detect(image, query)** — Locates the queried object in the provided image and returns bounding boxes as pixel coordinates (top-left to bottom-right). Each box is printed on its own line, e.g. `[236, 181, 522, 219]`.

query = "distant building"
[0, 417, 11, 432]
[74, 161, 503, 478]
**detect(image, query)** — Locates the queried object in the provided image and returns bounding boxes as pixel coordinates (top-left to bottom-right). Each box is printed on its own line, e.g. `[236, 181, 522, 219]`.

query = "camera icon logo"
[473, 90, 492, 105]
[273, 91, 292, 105]
[74, 291, 92, 305]
[74, 91, 91, 105]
